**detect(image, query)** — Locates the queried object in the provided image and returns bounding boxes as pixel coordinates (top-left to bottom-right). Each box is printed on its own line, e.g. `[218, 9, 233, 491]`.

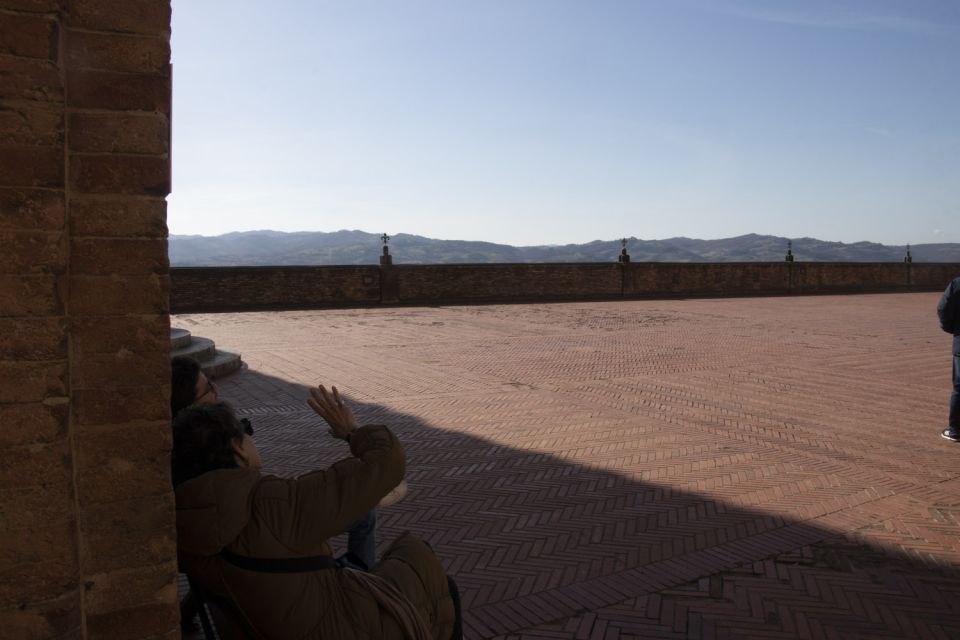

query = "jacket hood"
[175, 468, 261, 556]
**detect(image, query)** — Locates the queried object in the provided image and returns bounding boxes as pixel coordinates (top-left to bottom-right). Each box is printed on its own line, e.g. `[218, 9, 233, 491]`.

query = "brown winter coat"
[175, 424, 455, 639]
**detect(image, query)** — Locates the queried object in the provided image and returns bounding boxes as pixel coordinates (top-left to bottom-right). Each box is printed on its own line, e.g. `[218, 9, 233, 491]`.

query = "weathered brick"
[0, 187, 65, 231]
[0, 101, 62, 145]
[76, 430, 172, 489]
[69, 154, 169, 196]
[73, 386, 169, 426]
[70, 314, 169, 356]
[84, 562, 178, 617]
[0, 399, 68, 447]
[0, 558, 78, 608]
[0, 592, 82, 640]
[0, 0, 59, 11]
[65, 0, 171, 36]
[0, 56, 62, 103]
[66, 69, 169, 113]
[71, 348, 168, 390]
[0, 12, 57, 60]
[0, 439, 71, 489]
[85, 600, 178, 640]
[0, 518, 74, 569]
[0, 145, 63, 187]
[68, 112, 167, 154]
[0, 274, 61, 317]
[69, 196, 166, 237]
[70, 237, 168, 275]
[80, 497, 176, 577]
[68, 274, 168, 315]
[0, 483, 72, 532]
[0, 230, 66, 273]
[0, 360, 66, 402]
[0, 316, 66, 360]
[76, 421, 172, 505]
[66, 30, 169, 74]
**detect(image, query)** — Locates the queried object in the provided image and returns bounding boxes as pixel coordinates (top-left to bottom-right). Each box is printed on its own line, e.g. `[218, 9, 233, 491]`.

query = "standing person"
[938, 276, 960, 441]
[171, 391, 460, 639]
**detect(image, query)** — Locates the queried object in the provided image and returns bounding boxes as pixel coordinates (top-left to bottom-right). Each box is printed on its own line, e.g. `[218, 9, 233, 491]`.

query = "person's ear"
[231, 438, 251, 468]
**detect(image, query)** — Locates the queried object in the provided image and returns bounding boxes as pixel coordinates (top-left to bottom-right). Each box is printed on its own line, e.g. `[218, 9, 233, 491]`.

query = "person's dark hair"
[171, 402, 245, 486]
[171, 356, 202, 417]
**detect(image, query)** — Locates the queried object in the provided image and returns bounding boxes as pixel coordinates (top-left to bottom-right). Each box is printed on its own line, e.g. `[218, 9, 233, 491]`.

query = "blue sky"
[169, 0, 959, 245]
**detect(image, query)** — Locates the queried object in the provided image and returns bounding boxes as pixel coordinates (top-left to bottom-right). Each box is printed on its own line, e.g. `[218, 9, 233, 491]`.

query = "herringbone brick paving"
[175, 293, 960, 638]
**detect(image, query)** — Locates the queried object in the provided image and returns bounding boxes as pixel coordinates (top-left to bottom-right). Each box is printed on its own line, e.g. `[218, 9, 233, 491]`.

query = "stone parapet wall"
[1, 1, 176, 638]
[171, 265, 381, 312]
[170, 262, 960, 312]
[394, 263, 623, 303]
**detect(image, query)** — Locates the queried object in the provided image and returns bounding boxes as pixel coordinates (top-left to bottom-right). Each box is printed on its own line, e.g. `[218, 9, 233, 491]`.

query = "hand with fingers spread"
[308, 384, 359, 441]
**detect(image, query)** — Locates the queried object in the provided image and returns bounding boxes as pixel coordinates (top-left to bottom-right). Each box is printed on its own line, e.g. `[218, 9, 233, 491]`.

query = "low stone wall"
[172, 265, 380, 312]
[170, 262, 960, 313]
[393, 263, 623, 303]
[623, 262, 792, 297]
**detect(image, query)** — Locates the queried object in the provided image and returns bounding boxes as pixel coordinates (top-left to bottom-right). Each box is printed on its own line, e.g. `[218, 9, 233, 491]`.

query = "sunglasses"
[239, 418, 254, 436]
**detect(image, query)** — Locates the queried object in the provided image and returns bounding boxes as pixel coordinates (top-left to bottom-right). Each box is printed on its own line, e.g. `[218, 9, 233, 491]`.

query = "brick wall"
[394, 263, 623, 303]
[170, 262, 960, 312]
[0, 2, 176, 638]
[171, 265, 380, 312]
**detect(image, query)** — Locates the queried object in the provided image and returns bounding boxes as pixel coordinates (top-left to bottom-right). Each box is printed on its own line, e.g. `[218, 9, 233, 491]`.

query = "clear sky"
[168, 0, 959, 246]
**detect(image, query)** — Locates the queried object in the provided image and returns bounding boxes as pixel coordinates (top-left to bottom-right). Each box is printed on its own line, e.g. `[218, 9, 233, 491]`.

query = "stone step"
[169, 329, 243, 380]
[171, 336, 216, 363]
[202, 350, 243, 379]
[170, 327, 192, 350]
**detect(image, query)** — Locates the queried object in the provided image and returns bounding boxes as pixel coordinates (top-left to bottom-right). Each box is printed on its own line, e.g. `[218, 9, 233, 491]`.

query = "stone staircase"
[170, 327, 243, 378]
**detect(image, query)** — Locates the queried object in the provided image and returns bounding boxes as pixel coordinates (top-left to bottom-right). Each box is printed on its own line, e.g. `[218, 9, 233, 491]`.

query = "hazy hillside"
[168, 230, 960, 266]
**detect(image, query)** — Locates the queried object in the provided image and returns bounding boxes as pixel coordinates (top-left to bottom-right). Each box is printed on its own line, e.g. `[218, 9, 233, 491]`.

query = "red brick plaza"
[176, 292, 960, 639]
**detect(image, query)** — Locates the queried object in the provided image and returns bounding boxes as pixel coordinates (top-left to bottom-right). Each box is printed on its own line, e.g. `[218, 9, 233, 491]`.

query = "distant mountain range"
[168, 230, 960, 266]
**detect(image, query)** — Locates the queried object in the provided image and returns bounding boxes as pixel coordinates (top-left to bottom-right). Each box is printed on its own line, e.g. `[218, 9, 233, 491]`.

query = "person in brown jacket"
[172, 384, 460, 639]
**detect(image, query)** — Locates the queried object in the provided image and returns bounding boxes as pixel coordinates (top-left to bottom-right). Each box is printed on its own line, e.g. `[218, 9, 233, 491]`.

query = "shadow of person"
[198, 366, 960, 639]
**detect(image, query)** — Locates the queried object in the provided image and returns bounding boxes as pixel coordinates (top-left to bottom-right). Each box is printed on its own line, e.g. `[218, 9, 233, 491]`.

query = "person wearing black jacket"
[938, 277, 960, 441]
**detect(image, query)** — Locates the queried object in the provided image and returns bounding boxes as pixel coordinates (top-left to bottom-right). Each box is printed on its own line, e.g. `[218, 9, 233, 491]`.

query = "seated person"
[170, 355, 402, 568]
[171, 386, 460, 639]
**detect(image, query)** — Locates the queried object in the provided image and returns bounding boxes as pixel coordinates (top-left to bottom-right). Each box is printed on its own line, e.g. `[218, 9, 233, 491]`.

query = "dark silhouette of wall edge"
[0, 2, 175, 638]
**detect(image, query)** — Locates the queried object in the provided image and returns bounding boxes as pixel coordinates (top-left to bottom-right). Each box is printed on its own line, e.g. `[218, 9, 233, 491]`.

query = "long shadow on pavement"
[197, 366, 960, 639]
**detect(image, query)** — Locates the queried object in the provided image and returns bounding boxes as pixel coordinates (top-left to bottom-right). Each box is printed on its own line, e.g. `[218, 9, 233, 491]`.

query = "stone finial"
[380, 233, 393, 265]
[785, 240, 795, 263]
[618, 237, 631, 264]
[904, 243, 912, 263]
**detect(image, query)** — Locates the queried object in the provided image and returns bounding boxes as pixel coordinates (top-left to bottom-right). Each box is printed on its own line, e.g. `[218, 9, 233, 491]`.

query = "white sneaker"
[377, 479, 408, 508]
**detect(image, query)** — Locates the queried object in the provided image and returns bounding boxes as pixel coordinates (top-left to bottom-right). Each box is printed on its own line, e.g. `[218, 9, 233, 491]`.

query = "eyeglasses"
[240, 418, 254, 436]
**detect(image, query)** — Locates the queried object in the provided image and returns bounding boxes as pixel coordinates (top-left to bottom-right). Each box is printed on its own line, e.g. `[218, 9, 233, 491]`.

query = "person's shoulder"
[251, 472, 299, 501]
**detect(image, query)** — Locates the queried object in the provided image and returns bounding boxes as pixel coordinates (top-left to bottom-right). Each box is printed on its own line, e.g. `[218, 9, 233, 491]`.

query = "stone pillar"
[0, 1, 176, 638]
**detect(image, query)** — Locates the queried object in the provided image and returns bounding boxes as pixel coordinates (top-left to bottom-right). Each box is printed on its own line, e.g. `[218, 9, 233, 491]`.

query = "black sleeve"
[938, 278, 960, 334]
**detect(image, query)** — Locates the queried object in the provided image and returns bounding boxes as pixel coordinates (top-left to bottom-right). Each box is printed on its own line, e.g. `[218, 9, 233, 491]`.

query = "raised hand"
[307, 385, 358, 441]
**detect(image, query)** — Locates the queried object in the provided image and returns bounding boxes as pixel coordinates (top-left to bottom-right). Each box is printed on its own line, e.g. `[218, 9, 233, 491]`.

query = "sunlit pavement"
[177, 293, 960, 639]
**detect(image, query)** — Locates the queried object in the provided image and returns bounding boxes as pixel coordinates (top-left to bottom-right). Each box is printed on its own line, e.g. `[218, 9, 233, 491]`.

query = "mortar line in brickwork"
[65, 107, 170, 117]
[60, 15, 89, 638]
[62, 25, 170, 39]
[70, 193, 167, 201]
[67, 150, 169, 158]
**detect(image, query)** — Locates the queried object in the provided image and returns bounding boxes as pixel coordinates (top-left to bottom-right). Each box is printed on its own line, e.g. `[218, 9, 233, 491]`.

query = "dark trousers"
[951, 354, 960, 430]
[346, 510, 377, 569]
